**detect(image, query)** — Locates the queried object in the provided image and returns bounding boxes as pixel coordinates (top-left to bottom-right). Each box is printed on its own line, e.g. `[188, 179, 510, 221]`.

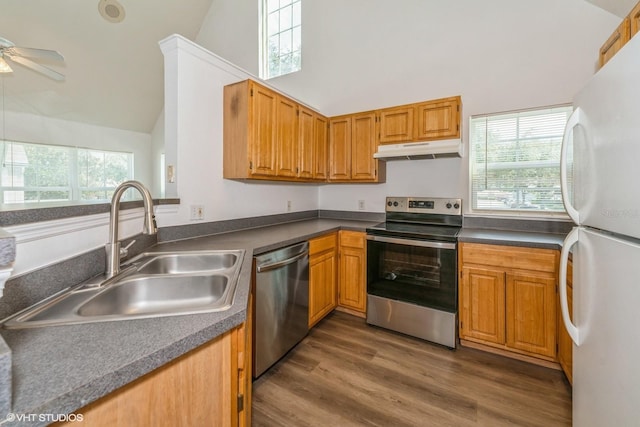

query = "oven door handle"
[366, 234, 456, 250]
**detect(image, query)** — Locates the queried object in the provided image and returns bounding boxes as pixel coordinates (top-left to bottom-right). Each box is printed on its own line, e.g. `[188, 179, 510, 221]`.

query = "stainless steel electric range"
[366, 196, 462, 348]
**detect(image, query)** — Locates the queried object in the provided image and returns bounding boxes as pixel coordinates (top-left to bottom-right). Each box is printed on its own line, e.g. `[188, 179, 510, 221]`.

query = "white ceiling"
[0, 0, 213, 133]
[584, 0, 638, 17]
[0, 0, 634, 135]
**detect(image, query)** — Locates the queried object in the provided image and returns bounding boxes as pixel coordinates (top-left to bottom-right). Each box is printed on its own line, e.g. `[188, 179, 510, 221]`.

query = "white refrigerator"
[559, 33, 640, 426]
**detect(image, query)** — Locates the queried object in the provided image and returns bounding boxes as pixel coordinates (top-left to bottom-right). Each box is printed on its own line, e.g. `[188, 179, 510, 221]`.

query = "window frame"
[0, 139, 134, 205]
[468, 104, 573, 219]
[259, 0, 302, 80]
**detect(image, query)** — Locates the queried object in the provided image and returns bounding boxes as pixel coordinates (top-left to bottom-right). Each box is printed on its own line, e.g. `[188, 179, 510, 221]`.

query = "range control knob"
[387, 201, 393, 207]
[453, 203, 460, 209]
[393, 201, 399, 207]
[446, 203, 452, 209]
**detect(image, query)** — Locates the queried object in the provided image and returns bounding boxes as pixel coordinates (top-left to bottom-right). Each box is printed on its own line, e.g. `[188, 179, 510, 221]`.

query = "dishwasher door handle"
[256, 250, 309, 273]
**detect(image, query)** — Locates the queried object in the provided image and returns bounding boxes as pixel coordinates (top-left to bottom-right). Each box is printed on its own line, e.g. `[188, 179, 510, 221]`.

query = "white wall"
[4, 0, 622, 276]
[196, 0, 620, 213]
[157, 36, 318, 228]
[150, 110, 165, 197]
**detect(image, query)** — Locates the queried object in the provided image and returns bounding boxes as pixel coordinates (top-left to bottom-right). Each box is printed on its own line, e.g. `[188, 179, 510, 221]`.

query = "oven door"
[366, 234, 457, 313]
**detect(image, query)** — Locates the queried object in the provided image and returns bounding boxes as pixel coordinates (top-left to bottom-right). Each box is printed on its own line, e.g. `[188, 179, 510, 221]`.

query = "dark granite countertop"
[0, 218, 376, 426]
[458, 228, 567, 250]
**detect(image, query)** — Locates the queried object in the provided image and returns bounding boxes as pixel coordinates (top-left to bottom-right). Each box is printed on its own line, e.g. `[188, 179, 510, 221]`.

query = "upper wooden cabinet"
[329, 112, 385, 182]
[378, 96, 461, 145]
[598, 0, 640, 68]
[276, 95, 299, 178]
[459, 243, 559, 363]
[599, 18, 631, 68]
[415, 97, 461, 141]
[378, 106, 414, 143]
[630, 1, 640, 38]
[313, 115, 329, 180]
[223, 79, 328, 182]
[298, 107, 314, 179]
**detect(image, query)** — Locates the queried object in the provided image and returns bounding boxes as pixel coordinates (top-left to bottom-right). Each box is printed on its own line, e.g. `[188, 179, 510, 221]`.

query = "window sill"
[0, 199, 180, 228]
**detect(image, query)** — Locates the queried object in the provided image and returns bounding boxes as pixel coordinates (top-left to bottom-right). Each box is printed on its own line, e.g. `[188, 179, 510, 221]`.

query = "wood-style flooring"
[252, 311, 572, 426]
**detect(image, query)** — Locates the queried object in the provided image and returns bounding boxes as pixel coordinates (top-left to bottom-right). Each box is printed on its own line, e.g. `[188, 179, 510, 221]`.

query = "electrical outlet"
[287, 200, 292, 212]
[358, 200, 365, 210]
[190, 205, 205, 220]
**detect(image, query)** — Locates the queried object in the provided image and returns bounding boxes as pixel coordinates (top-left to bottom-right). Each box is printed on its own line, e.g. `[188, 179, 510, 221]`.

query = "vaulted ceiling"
[0, 0, 213, 133]
[0, 0, 634, 135]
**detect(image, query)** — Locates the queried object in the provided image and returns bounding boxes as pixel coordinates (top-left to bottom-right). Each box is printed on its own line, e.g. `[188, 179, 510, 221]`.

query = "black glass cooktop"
[367, 221, 460, 242]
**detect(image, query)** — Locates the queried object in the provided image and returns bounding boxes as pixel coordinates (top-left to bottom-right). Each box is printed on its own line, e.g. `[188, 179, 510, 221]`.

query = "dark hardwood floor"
[252, 311, 572, 426]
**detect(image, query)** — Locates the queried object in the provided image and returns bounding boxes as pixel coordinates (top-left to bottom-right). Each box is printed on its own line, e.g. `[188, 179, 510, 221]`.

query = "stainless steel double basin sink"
[2, 249, 245, 329]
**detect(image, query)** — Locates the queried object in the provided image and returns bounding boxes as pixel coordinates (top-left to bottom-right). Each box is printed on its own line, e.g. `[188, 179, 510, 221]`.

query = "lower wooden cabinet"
[56, 322, 251, 427]
[337, 230, 367, 315]
[309, 233, 338, 327]
[557, 258, 574, 385]
[459, 243, 559, 363]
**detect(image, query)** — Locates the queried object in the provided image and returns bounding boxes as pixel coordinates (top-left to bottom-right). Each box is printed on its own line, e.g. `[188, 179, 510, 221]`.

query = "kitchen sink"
[77, 274, 230, 317]
[130, 251, 239, 275]
[1, 249, 245, 329]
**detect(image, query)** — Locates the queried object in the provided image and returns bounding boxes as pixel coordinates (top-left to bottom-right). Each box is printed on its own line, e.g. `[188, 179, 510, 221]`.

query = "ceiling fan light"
[0, 57, 12, 73]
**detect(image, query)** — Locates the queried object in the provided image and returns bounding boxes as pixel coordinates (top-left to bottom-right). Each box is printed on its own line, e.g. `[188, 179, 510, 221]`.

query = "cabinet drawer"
[310, 233, 337, 256]
[339, 231, 365, 249]
[461, 243, 558, 274]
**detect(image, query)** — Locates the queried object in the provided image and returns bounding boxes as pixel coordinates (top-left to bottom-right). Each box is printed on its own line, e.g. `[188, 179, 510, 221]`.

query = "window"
[261, 0, 301, 79]
[469, 105, 572, 214]
[0, 140, 133, 204]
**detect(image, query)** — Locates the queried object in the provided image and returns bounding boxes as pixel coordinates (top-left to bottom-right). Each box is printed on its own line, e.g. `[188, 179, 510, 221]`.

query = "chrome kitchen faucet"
[105, 180, 157, 278]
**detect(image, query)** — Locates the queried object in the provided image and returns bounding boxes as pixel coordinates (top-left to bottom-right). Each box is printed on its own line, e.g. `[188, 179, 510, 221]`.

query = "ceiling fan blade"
[0, 56, 12, 73]
[6, 55, 65, 81]
[5, 46, 64, 62]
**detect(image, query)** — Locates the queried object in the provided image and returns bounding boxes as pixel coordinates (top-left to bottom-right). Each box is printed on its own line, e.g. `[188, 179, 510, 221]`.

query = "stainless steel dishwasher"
[253, 241, 309, 378]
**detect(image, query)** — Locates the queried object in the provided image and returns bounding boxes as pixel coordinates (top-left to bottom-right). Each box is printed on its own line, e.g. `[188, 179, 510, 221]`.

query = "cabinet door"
[599, 17, 631, 68]
[309, 250, 338, 327]
[506, 273, 557, 358]
[460, 267, 506, 345]
[557, 259, 573, 385]
[415, 97, 460, 141]
[298, 107, 315, 179]
[249, 83, 277, 177]
[329, 116, 351, 180]
[630, 2, 640, 38]
[313, 115, 328, 180]
[58, 330, 236, 427]
[379, 106, 414, 144]
[351, 112, 377, 181]
[275, 95, 298, 177]
[338, 231, 366, 312]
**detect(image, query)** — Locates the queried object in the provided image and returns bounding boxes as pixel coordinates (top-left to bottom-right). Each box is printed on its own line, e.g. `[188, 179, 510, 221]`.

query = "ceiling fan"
[0, 37, 65, 81]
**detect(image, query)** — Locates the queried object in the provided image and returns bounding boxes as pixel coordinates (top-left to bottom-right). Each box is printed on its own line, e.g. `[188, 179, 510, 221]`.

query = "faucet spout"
[105, 180, 157, 278]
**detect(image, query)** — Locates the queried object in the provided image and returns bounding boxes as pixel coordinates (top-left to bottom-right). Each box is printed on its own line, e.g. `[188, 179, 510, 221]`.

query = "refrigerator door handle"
[559, 227, 581, 346]
[560, 107, 582, 224]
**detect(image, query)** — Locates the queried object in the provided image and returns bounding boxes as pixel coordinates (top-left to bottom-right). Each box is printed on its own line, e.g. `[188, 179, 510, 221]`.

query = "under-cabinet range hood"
[373, 139, 463, 160]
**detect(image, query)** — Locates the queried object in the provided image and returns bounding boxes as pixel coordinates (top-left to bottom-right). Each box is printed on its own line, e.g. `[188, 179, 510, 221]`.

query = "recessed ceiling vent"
[98, 0, 125, 23]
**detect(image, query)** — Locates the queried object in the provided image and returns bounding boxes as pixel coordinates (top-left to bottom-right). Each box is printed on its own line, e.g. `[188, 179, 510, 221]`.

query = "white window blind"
[261, 0, 301, 79]
[469, 105, 572, 213]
